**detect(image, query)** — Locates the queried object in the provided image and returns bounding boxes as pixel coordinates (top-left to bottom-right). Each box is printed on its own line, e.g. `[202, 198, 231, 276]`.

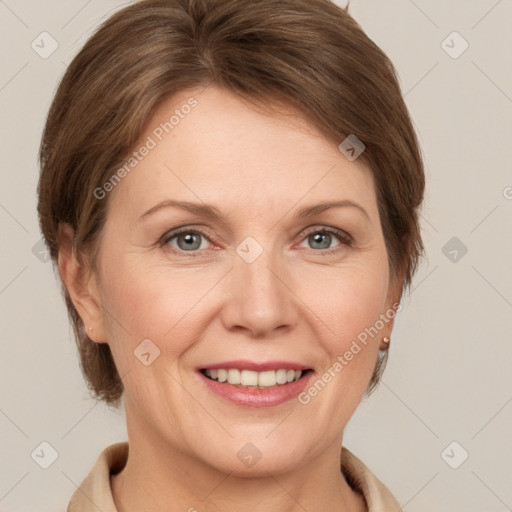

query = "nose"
[220, 245, 298, 338]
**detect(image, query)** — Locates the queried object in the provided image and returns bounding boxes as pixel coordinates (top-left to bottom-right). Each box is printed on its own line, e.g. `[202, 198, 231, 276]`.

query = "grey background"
[1, 1, 511, 510]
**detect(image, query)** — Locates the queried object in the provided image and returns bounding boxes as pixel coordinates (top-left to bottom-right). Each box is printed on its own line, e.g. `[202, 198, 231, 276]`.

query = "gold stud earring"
[382, 336, 390, 344]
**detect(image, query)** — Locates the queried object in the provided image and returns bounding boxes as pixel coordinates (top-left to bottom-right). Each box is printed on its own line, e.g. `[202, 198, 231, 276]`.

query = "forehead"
[107, 86, 377, 220]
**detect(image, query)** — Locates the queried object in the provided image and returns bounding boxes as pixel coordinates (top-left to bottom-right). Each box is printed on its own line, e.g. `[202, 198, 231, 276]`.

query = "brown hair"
[37, 0, 425, 407]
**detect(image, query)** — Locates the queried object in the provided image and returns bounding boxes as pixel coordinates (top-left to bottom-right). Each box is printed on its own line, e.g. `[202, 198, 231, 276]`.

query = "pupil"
[312, 232, 330, 249]
[179, 233, 200, 250]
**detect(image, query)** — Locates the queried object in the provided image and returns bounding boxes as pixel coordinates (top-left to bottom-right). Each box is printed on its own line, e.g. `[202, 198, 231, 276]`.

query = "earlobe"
[57, 222, 108, 343]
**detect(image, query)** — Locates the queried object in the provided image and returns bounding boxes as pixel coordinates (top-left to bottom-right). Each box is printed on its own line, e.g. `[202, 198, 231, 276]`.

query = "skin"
[59, 85, 403, 512]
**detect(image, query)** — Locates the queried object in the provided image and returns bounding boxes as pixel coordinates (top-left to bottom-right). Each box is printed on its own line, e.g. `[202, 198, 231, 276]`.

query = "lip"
[197, 360, 311, 372]
[197, 368, 315, 408]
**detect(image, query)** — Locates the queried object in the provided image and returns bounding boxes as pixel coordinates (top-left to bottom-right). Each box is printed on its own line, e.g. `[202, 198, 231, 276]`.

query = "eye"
[161, 228, 213, 252]
[159, 226, 353, 256]
[298, 227, 352, 254]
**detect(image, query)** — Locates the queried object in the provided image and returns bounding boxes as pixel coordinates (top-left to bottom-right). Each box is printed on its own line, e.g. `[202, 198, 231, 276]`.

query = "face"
[79, 86, 401, 475]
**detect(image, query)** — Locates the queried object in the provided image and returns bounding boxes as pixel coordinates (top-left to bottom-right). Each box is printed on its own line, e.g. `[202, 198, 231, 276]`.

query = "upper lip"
[198, 360, 311, 372]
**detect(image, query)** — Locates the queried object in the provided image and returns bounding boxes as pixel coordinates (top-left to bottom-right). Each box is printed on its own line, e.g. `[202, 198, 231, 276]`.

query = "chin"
[196, 436, 309, 477]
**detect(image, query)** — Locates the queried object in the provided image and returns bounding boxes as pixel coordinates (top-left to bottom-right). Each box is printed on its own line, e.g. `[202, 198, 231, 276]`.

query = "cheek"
[300, 262, 389, 403]
[303, 264, 388, 404]
[98, 257, 215, 360]
[305, 259, 389, 344]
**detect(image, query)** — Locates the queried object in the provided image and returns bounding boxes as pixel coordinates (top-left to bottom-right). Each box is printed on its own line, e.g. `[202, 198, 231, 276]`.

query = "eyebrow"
[137, 199, 369, 223]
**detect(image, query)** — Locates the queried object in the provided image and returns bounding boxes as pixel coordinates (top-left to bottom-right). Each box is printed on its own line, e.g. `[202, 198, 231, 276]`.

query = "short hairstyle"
[37, 0, 425, 407]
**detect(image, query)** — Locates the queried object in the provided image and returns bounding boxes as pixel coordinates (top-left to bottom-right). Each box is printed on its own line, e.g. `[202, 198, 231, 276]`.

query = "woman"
[37, 0, 425, 510]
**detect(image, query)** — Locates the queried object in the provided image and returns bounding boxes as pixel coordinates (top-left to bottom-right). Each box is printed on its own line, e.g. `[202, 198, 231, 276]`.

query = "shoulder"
[67, 442, 128, 512]
[340, 446, 403, 511]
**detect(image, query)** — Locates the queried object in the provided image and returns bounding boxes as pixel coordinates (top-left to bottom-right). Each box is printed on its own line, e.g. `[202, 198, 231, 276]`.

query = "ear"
[380, 262, 406, 350]
[57, 222, 108, 343]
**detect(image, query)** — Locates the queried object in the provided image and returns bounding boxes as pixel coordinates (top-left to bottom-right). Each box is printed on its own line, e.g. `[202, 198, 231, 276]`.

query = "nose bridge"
[223, 236, 296, 335]
[239, 244, 280, 299]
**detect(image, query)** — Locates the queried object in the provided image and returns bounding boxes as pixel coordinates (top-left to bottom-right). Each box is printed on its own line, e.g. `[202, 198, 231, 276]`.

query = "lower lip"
[198, 370, 314, 408]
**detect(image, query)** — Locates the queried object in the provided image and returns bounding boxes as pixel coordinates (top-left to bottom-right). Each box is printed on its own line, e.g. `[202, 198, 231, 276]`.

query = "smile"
[201, 368, 308, 388]
[197, 359, 315, 407]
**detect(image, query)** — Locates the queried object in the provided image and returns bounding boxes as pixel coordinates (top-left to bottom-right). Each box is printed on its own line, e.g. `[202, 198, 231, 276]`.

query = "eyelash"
[159, 226, 353, 257]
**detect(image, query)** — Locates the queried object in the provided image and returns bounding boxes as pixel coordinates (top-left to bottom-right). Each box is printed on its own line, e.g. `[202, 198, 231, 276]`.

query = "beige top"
[67, 442, 402, 511]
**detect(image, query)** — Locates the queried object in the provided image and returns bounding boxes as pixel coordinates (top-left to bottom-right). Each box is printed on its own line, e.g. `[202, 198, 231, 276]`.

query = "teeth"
[276, 369, 287, 384]
[258, 371, 276, 387]
[241, 369, 259, 386]
[203, 368, 304, 388]
[228, 369, 241, 384]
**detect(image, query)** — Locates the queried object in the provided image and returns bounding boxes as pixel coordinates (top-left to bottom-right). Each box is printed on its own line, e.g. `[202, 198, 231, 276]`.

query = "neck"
[111, 403, 367, 512]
